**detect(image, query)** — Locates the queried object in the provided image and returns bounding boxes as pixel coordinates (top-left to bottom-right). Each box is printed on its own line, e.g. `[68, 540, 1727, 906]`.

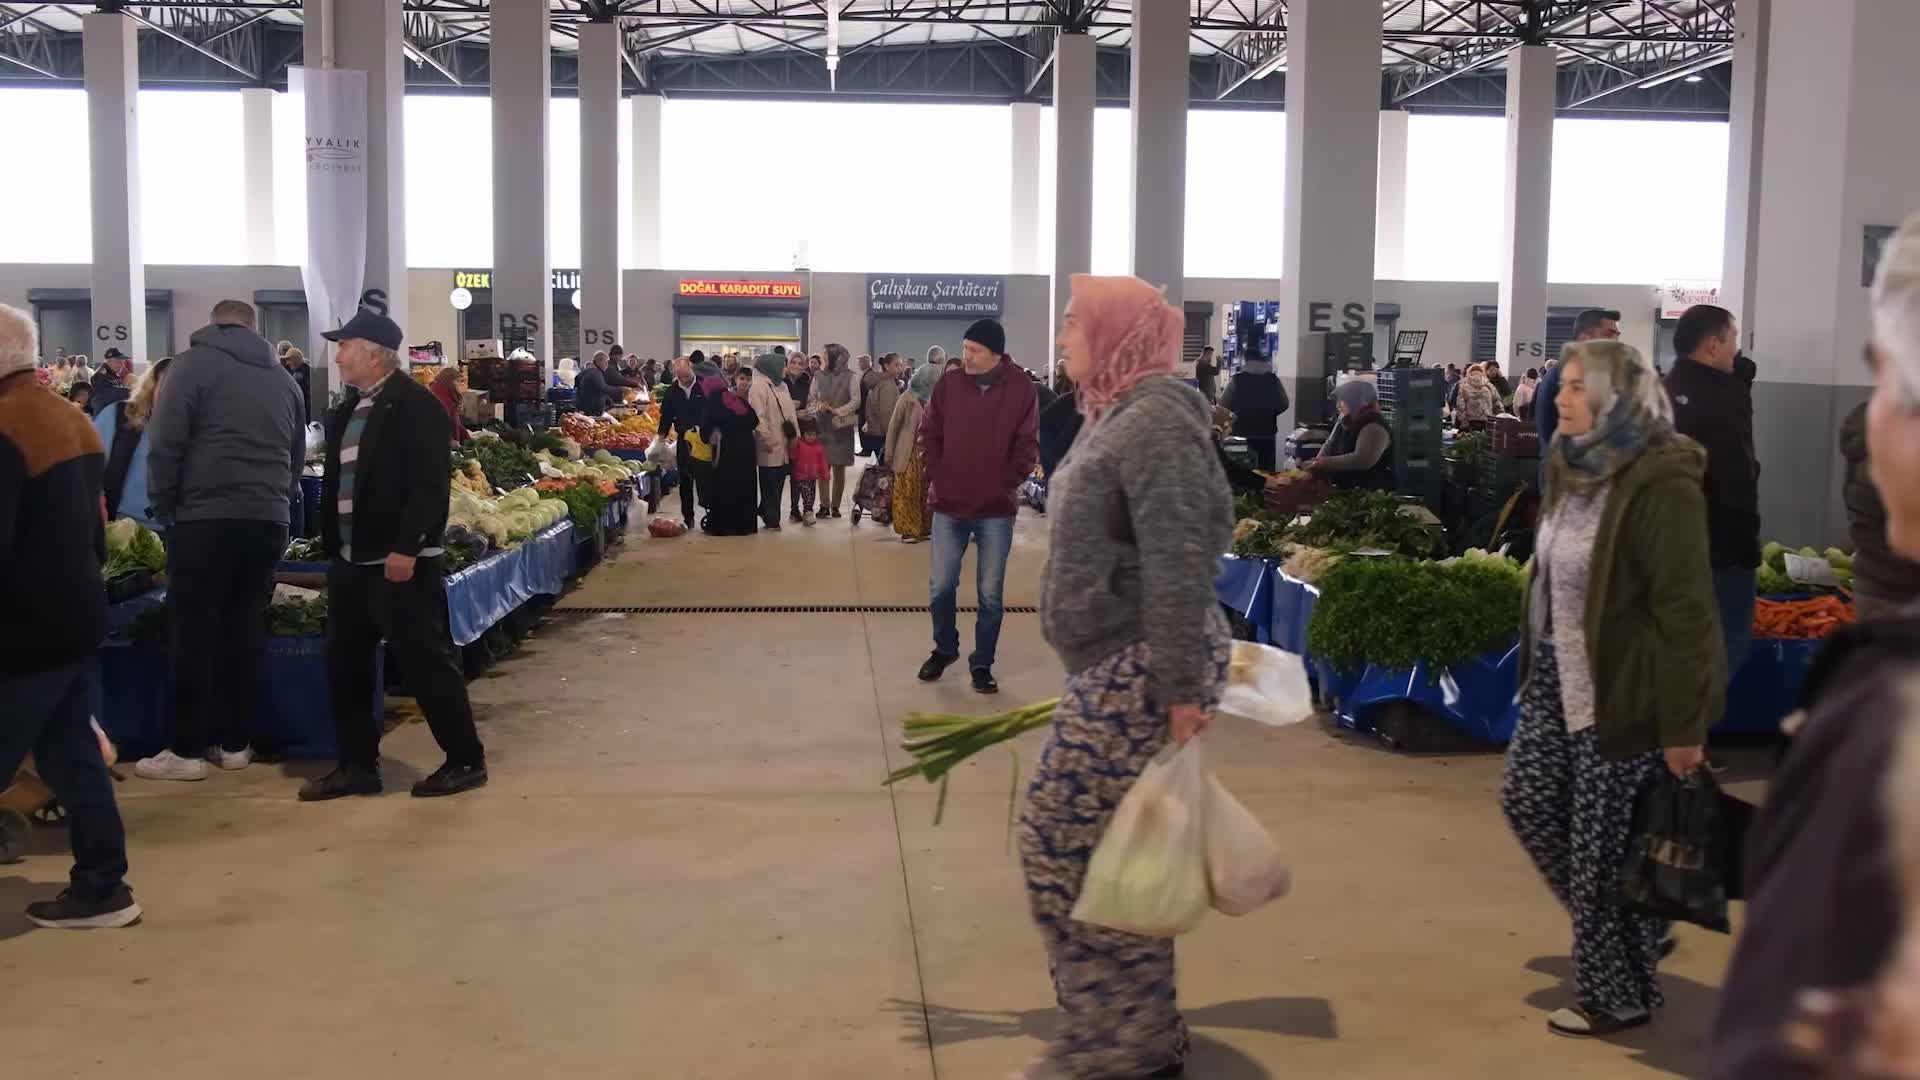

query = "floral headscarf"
[1068, 274, 1183, 422]
[908, 360, 942, 402]
[1548, 340, 1674, 498]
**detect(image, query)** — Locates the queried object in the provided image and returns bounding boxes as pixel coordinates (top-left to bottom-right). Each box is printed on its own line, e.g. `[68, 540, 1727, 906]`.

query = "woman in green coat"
[1500, 339, 1723, 1039]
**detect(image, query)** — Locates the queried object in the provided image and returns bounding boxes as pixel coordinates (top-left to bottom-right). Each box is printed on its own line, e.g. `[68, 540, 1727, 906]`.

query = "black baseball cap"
[103, 348, 127, 360]
[321, 310, 404, 351]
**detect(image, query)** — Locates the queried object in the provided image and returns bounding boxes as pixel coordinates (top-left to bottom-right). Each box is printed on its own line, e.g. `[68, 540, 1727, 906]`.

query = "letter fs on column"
[1496, 45, 1555, 375]
[1051, 32, 1095, 343]
[1721, 0, 1770, 346]
[492, 1, 553, 374]
[84, 11, 146, 362]
[630, 93, 663, 270]
[1129, 0, 1189, 306]
[1009, 102, 1041, 277]
[579, 21, 624, 358]
[335, 0, 406, 333]
[1278, 0, 1380, 421]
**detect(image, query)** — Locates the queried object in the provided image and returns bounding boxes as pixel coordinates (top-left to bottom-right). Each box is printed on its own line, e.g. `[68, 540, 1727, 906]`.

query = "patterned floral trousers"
[1501, 639, 1667, 1015]
[1017, 632, 1229, 1078]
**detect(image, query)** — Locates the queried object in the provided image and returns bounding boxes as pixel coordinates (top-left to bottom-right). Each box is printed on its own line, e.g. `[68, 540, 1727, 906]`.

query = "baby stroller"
[850, 464, 894, 526]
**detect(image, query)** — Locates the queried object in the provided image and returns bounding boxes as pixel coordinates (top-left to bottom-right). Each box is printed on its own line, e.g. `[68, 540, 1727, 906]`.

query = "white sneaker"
[134, 750, 209, 782]
[208, 746, 254, 771]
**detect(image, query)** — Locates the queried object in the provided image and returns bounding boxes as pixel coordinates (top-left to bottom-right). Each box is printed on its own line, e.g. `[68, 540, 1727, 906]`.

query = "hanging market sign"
[677, 278, 805, 300]
[452, 269, 581, 292]
[1657, 279, 1722, 320]
[867, 274, 1004, 316]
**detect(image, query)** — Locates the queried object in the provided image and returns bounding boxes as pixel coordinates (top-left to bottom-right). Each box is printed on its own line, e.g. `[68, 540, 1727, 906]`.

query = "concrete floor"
[2, 479, 1755, 1079]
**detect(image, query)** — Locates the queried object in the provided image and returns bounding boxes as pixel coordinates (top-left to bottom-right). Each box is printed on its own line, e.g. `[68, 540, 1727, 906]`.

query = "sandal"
[1548, 1005, 1650, 1038]
[29, 800, 66, 827]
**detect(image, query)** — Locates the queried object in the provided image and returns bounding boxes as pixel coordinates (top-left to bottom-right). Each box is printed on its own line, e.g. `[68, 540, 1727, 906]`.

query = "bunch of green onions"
[883, 699, 1059, 833]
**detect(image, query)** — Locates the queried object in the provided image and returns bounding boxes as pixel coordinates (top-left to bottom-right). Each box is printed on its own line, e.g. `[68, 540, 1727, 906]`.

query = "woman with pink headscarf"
[1015, 275, 1235, 1080]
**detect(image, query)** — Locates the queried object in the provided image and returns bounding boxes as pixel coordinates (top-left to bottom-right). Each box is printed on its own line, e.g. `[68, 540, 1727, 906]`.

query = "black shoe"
[26, 884, 142, 929]
[1659, 932, 1678, 960]
[789, 511, 802, 523]
[412, 762, 488, 798]
[298, 764, 382, 802]
[830, 507, 843, 518]
[767, 522, 783, 532]
[917, 652, 959, 682]
[971, 667, 1000, 695]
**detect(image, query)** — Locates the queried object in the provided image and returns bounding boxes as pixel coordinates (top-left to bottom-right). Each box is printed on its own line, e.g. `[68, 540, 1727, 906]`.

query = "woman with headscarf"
[748, 352, 798, 531]
[1016, 274, 1234, 1080]
[805, 343, 860, 517]
[926, 345, 948, 372]
[94, 356, 173, 529]
[1499, 339, 1719, 1039]
[1514, 367, 1542, 421]
[429, 366, 468, 444]
[1307, 379, 1394, 490]
[887, 362, 942, 543]
[1455, 362, 1502, 427]
[696, 361, 761, 536]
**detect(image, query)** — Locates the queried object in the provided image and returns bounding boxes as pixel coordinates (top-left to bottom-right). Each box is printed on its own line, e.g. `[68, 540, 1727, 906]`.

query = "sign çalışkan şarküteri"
[867, 275, 1005, 316]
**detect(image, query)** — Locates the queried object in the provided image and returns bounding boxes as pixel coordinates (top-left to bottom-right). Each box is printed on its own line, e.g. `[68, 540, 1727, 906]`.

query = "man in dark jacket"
[1219, 343, 1289, 471]
[575, 350, 637, 416]
[300, 309, 486, 802]
[1194, 346, 1220, 403]
[1840, 400, 1920, 619]
[917, 318, 1038, 695]
[90, 348, 133, 413]
[659, 356, 705, 529]
[138, 300, 305, 782]
[0, 303, 140, 929]
[1666, 304, 1760, 680]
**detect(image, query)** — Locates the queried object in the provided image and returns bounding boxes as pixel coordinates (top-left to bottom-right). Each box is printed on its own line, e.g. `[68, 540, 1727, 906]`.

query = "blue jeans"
[930, 512, 1014, 670]
[0, 658, 129, 899]
[1713, 565, 1757, 679]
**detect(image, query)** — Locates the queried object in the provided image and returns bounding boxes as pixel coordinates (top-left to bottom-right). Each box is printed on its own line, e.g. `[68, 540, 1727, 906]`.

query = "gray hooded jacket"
[145, 323, 305, 526]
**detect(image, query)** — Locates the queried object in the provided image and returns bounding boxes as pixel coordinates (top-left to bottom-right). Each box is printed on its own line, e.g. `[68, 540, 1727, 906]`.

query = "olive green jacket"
[1519, 437, 1725, 760]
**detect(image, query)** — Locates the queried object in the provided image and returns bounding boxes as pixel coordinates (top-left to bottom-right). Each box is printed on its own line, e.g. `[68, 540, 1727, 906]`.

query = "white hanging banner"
[291, 66, 368, 387]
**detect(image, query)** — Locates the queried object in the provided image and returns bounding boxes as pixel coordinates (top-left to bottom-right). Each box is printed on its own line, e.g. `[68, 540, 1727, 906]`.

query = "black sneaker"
[971, 667, 1000, 695]
[917, 652, 959, 682]
[789, 511, 802, 523]
[1659, 932, 1678, 960]
[26, 885, 142, 929]
[412, 762, 488, 798]
[297, 764, 382, 802]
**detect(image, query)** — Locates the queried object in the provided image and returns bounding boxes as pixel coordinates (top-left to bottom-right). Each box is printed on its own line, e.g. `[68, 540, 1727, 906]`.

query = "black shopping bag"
[1616, 770, 1731, 933]
[1720, 789, 1757, 904]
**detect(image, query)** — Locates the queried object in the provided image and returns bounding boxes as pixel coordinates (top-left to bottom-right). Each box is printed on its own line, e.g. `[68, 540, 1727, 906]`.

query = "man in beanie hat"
[915, 317, 1038, 695]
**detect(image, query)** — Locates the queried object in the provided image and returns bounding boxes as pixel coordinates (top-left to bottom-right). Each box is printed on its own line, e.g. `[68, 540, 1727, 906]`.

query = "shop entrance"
[871, 317, 975, 366]
[675, 312, 805, 360]
[255, 290, 310, 361]
[27, 288, 174, 366]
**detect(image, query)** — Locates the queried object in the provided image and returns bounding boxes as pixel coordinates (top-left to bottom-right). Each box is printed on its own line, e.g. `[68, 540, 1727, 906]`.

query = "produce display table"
[1215, 555, 1275, 644]
[1720, 632, 1822, 736]
[445, 520, 575, 647]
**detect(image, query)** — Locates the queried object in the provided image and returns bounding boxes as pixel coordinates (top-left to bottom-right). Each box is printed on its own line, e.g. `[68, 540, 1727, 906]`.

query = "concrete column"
[1495, 45, 1556, 377]
[491, 0, 554, 370]
[579, 22, 623, 358]
[336, 0, 406, 333]
[1051, 33, 1096, 347]
[1375, 110, 1410, 281]
[1278, 0, 1379, 417]
[1128, 0, 1188, 305]
[302, 0, 336, 68]
[241, 88, 276, 265]
[83, 11, 146, 363]
[1721, 0, 1770, 347]
[629, 93, 662, 269]
[1009, 102, 1042, 276]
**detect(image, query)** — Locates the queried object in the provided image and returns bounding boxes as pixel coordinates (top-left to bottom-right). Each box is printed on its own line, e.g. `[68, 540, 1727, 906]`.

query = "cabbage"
[106, 517, 138, 553]
[474, 514, 511, 549]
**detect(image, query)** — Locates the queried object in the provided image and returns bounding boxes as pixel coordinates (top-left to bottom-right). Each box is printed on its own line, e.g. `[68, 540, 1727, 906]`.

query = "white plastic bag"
[1205, 774, 1290, 916]
[1218, 641, 1315, 728]
[1072, 740, 1211, 937]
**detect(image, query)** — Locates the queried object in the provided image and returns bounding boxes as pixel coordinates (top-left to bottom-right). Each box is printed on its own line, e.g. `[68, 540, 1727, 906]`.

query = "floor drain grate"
[553, 604, 1038, 615]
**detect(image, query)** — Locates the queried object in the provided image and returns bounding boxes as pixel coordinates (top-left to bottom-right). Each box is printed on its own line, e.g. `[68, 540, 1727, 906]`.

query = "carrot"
[1753, 595, 1856, 640]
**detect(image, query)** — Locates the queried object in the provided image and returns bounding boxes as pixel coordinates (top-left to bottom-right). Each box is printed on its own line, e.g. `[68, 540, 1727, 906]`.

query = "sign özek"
[453, 268, 582, 292]
[867, 275, 1004, 316]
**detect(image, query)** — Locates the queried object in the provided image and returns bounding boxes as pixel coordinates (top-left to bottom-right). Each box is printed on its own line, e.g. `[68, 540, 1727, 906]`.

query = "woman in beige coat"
[749, 353, 799, 531]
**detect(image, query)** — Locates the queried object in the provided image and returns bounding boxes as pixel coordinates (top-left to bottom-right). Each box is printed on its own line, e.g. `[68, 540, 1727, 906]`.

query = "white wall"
[0, 263, 304, 356]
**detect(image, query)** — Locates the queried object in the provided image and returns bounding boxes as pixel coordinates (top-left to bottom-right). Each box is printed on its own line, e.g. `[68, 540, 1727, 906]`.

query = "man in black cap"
[300, 308, 487, 801]
[91, 348, 133, 412]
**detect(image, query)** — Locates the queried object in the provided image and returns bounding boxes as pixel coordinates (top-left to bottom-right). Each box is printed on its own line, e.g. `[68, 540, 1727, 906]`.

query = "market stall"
[674, 276, 808, 358]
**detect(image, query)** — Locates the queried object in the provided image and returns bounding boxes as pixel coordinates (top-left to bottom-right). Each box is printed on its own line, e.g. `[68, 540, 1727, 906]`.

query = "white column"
[302, 0, 336, 68]
[491, 0, 554, 370]
[1721, 0, 1770, 347]
[629, 93, 663, 269]
[1495, 45, 1556, 377]
[84, 12, 146, 363]
[336, 0, 406, 333]
[1375, 110, 1410, 281]
[241, 88, 277, 265]
[1051, 33, 1096, 343]
[1278, 0, 1379, 417]
[1009, 102, 1042, 276]
[579, 22, 624, 357]
[1129, 0, 1187, 305]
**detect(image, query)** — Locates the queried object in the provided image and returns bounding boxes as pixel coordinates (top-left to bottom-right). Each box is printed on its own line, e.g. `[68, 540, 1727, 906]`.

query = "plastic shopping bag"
[1071, 740, 1211, 937]
[1218, 641, 1315, 728]
[1205, 773, 1291, 916]
[1615, 770, 1732, 933]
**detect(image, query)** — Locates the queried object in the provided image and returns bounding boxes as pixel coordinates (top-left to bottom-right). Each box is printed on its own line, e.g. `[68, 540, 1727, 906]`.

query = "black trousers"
[676, 438, 699, 525]
[166, 519, 287, 756]
[1245, 437, 1278, 472]
[759, 465, 790, 528]
[0, 659, 128, 899]
[326, 559, 484, 769]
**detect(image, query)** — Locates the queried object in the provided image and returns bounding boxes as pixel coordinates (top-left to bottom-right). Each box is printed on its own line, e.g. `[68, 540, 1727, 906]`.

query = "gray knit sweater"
[1040, 376, 1235, 705]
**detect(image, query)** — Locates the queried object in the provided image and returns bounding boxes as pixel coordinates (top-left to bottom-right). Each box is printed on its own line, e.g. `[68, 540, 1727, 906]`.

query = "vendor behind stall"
[1307, 379, 1393, 490]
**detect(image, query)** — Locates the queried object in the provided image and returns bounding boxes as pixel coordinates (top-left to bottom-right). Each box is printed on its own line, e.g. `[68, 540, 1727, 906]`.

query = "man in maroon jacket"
[916, 319, 1038, 695]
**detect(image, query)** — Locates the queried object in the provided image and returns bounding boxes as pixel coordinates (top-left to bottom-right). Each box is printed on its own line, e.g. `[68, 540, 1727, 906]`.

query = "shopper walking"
[1194, 345, 1220, 403]
[301, 309, 487, 801]
[1709, 213, 1920, 1079]
[0, 303, 141, 929]
[660, 356, 705, 529]
[887, 361, 940, 543]
[138, 300, 304, 782]
[748, 352, 798, 531]
[805, 343, 859, 517]
[1454, 362, 1501, 427]
[1501, 339, 1720, 1039]
[857, 353, 886, 459]
[1219, 342, 1288, 471]
[862, 353, 905, 465]
[94, 356, 173, 530]
[698, 365, 762, 536]
[1017, 275, 1232, 1079]
[1840, 398, 1920, 619]
[917, 318, 1038, 694]
[789, 417, 829, 526]
[278, 342, 312, 422]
